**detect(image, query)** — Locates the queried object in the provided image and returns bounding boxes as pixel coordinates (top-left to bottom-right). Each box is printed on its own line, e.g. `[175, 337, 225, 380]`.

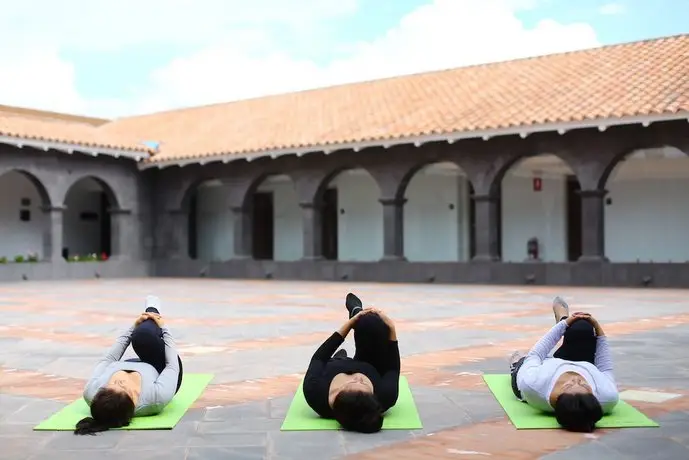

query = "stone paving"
[1, 279, 688, 459]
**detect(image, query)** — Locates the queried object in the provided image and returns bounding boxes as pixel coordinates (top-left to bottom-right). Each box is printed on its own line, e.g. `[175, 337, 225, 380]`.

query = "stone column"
[379, 197, 406, 261]
[300, 202, 323, 260]
[471, 194, 500, 261]
[109, 208, 133, 260]
[42, 206, 65, 262]
[167, 209, 189, 259]
[579, 189, 607, 262]
[232, 205, 252, 259]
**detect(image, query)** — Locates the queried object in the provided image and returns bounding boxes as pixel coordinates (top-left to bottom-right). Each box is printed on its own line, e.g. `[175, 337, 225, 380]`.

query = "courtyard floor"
[1, 279, 688, 459]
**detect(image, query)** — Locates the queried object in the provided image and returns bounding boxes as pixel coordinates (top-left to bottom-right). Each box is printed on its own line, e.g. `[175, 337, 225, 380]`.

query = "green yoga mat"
[34, 373, 214, 431]
[483, 374, 659, 429]
[281, 376, 422, 430]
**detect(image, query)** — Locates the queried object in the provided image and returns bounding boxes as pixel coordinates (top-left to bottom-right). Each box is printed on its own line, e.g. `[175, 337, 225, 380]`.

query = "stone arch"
[596, 143, 688, 191]
[601, 144, 689, 262]
[62, 176, 120, 260]
[0, 168, 52, 207]
[0, 169, 54, 261]
[310, 164, 381, 204]
[62, 175, 120, 209]
[486, 150, 581, 198]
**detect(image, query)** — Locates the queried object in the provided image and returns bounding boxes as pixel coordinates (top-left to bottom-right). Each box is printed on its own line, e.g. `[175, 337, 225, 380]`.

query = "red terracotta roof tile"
[5, 35, 689, 163]
[0, 107, 147, 154]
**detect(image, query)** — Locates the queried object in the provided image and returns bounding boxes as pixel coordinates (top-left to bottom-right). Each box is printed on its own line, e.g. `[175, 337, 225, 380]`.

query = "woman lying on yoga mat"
[303, 293, 400, 433]
[74, 295, 183, 435]
[509, 296, 618, 432]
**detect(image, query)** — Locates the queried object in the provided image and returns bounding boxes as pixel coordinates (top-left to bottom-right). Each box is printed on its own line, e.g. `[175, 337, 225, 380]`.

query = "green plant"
[0, 256, 7, 264]
[27, 252, 39, 262]
[14, 255, 25, 263]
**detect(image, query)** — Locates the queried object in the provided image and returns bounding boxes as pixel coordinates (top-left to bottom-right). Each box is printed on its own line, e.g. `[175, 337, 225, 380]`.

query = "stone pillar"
[168, 209, 189, 259]
[379, 197, 406, 261]
[232, 205, 252, 259]
[42, 206, 65, 262]
[471, 194, 500, 261]
[579, 189, 607, 262]
[300, 202, 323, 260]
[109, 208, 133, 260]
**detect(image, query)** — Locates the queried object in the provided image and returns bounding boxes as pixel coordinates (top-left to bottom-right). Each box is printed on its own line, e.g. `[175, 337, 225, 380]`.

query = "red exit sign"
[533, 177, 542, 192]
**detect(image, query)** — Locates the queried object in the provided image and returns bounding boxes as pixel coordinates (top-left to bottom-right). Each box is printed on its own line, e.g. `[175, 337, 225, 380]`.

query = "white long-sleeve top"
[516, 320, 619, 414]
[83, 326, 180, 416]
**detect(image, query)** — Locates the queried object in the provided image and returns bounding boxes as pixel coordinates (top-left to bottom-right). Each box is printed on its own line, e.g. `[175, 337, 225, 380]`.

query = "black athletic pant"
[510, 318, 596, 399]
[128, 317, 184, 393]
[349, 313, 392, 374]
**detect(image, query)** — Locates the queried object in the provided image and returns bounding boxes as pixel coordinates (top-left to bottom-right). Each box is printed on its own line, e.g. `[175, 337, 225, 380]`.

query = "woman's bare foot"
[552, 296, 569, 324]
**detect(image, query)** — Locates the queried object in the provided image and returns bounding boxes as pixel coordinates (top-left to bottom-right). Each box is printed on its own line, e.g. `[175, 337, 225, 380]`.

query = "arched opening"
[251, 174, 302, 261]
[500, 154, 581, 262]
[403, 162, 474, 261]
[0, 170, 51, 262]
[317, 168, 383, 261]
[187, 179, 233, 261]
[604, 146, 689, 262]
[63, 177, 117, 260]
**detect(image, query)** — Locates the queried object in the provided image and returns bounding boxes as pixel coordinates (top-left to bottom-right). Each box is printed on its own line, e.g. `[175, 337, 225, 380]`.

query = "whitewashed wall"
[194, 177, 303, 261]
[501, 173, 567, 262]
[0, 171, 45, 259]
[605, 149, 689, 262]
[195, 182, 234, 261]
[404, 165, 470, 261]
[258, 177, 302, 261]
[189, 150, 689, 265]
[332, 171, 383, 261]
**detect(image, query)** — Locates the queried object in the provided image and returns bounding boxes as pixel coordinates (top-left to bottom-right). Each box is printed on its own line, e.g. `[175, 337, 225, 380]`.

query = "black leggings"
[128, 318, 184, 393]
[510, 318, 596, 399]
[352, 313, 392, 375]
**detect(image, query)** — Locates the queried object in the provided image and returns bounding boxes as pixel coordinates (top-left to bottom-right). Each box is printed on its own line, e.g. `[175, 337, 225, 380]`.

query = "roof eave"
[0, 135, 152, 161]
[140, 111, 689, 170]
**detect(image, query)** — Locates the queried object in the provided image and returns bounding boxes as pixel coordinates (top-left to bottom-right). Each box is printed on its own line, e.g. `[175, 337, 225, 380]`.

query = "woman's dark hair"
[74, 387, 135, 435]
[332, 390, 383, 433]
[554, 393, 603, 432]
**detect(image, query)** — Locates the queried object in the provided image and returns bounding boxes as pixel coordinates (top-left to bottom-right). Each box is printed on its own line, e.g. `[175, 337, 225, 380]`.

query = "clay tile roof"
[99, 34, 689, 165]
[0, 105, 149, 154]
[5, 34, 689, 164]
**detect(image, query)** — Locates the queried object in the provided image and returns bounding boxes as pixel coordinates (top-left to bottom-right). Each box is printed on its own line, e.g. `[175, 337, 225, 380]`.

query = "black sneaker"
[345, 293, 363, 319]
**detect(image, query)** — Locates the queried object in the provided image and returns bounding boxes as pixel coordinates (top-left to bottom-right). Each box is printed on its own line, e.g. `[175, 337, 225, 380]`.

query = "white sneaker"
[508, 350, 526, 367]
[145, 295, 161, 313]
[552, 296, 569, 323]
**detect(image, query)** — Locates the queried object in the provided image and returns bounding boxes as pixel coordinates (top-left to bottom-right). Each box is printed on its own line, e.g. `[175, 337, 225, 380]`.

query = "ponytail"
[74, 416, 110, 436]
[73, 387, 135, 436]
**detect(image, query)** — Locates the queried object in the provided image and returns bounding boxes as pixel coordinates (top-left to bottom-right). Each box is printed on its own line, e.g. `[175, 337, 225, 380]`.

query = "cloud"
[598, 3, 626, 15]
[134, 0, 600, 115]
[0, 0, 359, 51]
[0, 46, 87, 115]
[0, 0, 600, 117]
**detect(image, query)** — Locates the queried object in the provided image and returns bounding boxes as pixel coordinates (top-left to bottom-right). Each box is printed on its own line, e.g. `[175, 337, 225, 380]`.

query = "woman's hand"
[134, 312, 165, 328]
[134, 313, 149, 326]
[584, 314, 604, 336]
[565, 312, 590, 326]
